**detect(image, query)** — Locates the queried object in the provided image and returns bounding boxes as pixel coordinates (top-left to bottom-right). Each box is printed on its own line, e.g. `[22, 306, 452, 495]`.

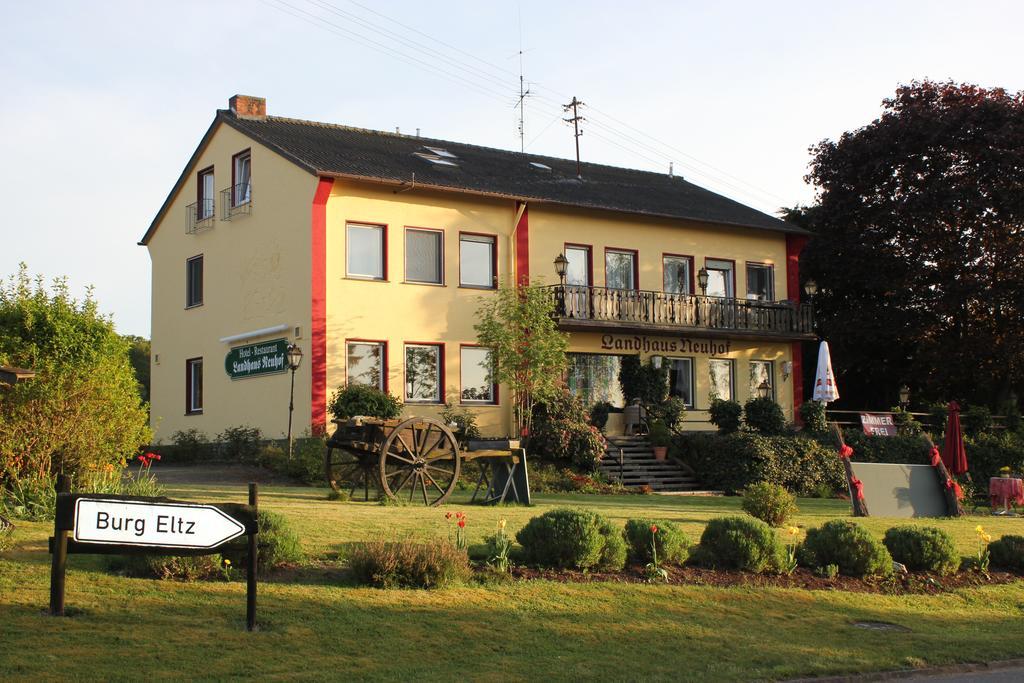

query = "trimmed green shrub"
[741, 482, 798, 527]
[623, 519, 689, 564]
[744, 397, 786, 436]
[799, 520, 892, 578]
[988, 535, 1024, 571]
[674, 432, 845, 495]
[882, 526, 959, 574]
[530, 389, 607, 470]
[223, 510, 302, 575]
[347, 539, 471, 588]
[692, 516, 786, 573]
[216, 425, 262, 462]
[709, 399, 743, 434]
[589, 401, 613, 430]
[837, 431, 931, 466]
[328, 384, 402, 421]
[159, 428, 215, 463]
[965, 431, 1024, 482]
[618, 356, 668, 406]
[650, 397, 686, 431]
[516, 508, 626, 570]
[962, 405, 993, 436]
[799, 400, 829, 434]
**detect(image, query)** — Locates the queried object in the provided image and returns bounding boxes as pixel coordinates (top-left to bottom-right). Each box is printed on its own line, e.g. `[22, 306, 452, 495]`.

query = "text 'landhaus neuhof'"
[600, 334, 732, 357]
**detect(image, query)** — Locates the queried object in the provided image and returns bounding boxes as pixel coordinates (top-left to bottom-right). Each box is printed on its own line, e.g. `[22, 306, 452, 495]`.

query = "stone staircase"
[599, 435, 701, 492]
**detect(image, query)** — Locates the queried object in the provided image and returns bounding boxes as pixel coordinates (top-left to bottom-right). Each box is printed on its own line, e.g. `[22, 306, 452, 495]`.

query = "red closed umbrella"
[942, 401, 969, 475]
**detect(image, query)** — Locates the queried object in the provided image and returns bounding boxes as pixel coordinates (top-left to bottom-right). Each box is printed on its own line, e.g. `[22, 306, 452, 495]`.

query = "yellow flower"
[223, 559, 231, 566]
[498, 519, 507, 530]
[982, 533, 992, 543]
[975, 525, 985, 533]
[787, 526, 800, 537]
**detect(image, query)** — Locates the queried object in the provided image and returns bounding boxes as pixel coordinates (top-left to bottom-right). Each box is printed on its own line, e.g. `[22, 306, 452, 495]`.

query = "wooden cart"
[324, 416, 526, 506]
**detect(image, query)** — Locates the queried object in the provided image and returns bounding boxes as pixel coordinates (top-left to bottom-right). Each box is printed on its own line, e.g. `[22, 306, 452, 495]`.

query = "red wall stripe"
[785, 234, 809, 418]
[515, 202, 529, 285]
[311, 177, 334, 434]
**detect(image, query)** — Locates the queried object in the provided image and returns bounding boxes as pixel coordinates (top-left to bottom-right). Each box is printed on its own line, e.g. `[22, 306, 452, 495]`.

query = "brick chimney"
[229, 95, 266, 120]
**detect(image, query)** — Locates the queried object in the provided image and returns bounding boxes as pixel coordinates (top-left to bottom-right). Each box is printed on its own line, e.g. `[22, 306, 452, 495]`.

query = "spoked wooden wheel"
[379, 418, 461, 506]
[325, 444, 375, 500]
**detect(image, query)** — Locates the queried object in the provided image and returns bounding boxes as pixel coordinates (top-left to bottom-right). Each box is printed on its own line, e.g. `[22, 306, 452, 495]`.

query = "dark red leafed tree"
[794, 80, 1024, 410]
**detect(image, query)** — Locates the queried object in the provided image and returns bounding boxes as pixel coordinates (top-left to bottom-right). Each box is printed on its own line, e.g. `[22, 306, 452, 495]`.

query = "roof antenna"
[669, 162, 674, 178]
[563, 96, 585, 179]
[513, 6, 531, 153]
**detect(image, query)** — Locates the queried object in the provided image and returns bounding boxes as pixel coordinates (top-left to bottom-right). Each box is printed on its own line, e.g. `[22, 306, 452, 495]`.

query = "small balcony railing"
[547, 284, 815, 340]
[186, 199, 215, 234]
[221, 183, 252, 220]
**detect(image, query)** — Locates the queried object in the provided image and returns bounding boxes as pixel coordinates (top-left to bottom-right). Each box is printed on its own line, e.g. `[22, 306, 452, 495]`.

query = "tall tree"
[474, 282, 568, 437]
[798, 81, 1024, 409]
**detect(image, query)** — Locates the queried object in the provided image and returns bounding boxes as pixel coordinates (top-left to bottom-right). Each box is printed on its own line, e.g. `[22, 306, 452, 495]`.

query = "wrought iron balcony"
[547, 284, 816, 341]
[186, 199, 215, 234]
[221, 183, 252, 220]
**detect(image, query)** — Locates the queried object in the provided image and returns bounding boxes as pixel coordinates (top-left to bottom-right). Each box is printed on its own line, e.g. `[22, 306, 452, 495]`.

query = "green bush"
[0, 473, 57, 521]
[160, 428, 215, 463]
[648, 420, 671, 448]
[650, 397, 686, 431]
[799, 520, 892, 577]
[965, 431, 1024, 482]
[838, 431, 931, 466]
[890, 408, 924, 436]
[618, 356, 668, 406]
[589, 401, 613, 431]
[692, 516, 785, 573]
[530, 388, 607, 470]
[744, 397, 786, 436]
[347, 539, 471, 588]
[516, 508, 626, 570]
[799, 400, 829, 434]
[988, 535, 1024, 571]
[741, 482, 798, 527]
[709, 399, 743, 434]
[328, 384, 402, 421]
[962, 405, 993, 436]
[882, 526, 959, 574]
[222, 510, 303, 575]
[217, 425, 263, 463]
[623, 519, 689, 565]
[674, 432, 845, 495]
[258, 434, 328, 484]
[107, 553, 222, 581]
[439, 403, 481, 446]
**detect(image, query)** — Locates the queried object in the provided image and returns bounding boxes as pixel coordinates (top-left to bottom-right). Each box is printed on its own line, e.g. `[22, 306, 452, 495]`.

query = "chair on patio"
[623, 399, 648, 436]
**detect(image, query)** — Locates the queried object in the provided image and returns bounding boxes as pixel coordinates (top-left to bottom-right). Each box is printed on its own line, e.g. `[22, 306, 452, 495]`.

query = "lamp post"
[803, 278, 818, 334]
[757, 379, 771, 400]
[898, 384, 910, 411]
[285, 343, 303, 460]
[553, 253, 569, 315]
[697, 267, 709, 296]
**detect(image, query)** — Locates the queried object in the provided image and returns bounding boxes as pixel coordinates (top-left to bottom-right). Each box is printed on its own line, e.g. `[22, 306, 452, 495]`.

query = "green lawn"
[2, 483, 1022, 681]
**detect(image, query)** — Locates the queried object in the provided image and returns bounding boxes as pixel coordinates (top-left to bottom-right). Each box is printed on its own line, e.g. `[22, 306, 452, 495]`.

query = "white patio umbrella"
[812, 341, 840, 403]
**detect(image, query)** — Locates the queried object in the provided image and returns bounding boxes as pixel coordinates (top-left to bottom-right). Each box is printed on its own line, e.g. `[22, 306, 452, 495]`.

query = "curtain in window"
[708, 359, 733, 401]
[406, 230, 442, 283]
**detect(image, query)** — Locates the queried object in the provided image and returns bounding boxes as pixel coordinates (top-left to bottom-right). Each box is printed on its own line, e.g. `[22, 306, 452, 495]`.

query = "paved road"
[903, 668, 1024, 682]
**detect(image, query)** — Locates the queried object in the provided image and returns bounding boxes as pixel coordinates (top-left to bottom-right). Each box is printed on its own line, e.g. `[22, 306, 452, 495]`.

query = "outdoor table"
[468, 448, 530, 505]
[989, 477, 1023, 515]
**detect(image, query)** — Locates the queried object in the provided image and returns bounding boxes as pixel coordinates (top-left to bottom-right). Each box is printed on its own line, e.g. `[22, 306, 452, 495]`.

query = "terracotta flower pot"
[653, 446, 668, 461]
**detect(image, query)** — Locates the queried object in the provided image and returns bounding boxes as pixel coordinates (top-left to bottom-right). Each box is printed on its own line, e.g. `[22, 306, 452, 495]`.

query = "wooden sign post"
[49, 481, 259, 630]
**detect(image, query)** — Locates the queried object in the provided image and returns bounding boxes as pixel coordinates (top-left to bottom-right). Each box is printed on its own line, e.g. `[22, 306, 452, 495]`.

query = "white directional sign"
[73, 498, 246, 549]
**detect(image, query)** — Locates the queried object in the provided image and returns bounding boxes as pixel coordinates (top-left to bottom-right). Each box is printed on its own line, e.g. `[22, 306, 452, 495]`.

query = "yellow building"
[141, 95, 813, 443]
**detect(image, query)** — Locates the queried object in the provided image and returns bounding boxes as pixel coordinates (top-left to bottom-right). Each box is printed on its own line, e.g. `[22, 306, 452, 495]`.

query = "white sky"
[2, 1, 1021, 337]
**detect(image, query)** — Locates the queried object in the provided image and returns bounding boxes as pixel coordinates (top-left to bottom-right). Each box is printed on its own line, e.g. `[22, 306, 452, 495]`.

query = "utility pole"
[563, 96, 585, 178]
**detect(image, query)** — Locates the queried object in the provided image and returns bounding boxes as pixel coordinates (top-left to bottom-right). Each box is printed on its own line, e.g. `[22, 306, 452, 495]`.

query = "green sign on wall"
[225, 338, 288, 380]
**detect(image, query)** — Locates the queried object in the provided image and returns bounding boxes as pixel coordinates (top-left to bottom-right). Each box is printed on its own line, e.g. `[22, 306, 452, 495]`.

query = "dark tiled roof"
[222, 111, 804, 235]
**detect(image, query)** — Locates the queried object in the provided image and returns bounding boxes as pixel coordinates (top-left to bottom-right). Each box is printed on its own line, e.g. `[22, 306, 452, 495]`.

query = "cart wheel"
[379, 418, 461, 506]
[325, 444, 373, 500]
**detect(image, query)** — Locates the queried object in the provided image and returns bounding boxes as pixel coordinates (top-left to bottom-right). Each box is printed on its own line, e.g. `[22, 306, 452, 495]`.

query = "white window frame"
[404, 227, 444, 285]
[459, 233, 496, 288]
[346, 341, 386, 390]
[664, 356, 695, 408]
[745, 263, 775, 302]
[404, 343, 443, 404]
[186, 357, 203, 414]
[460, 346, 496, 405]
[346, 223, 386, 280]
[186, 254, 203, 308]
[708, 358, 735, 403]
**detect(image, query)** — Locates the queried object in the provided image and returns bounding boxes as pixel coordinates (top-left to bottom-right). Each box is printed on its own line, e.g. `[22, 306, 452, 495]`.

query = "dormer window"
[423, 146, 457, 159]
[413, 152, 459, 168]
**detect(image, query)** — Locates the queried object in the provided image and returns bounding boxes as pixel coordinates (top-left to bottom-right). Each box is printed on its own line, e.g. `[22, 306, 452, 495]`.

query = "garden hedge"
[691, 516, 785, 573]
[623, 519, 690, 565]
[516, 508, 626, 570]
[673, 433, 845, 495]
[882, 525, 959, 574]
[799, 520, 892, 578]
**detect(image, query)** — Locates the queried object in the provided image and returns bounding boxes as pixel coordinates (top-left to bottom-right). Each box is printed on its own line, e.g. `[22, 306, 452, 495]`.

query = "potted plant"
[1000, 466, 1012, 478]
[648, 420, 671, 461]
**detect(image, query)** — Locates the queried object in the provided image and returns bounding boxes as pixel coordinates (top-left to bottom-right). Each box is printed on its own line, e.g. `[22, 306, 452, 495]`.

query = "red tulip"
[650, 524, 659, 534]
[457, 519, 465, 529]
